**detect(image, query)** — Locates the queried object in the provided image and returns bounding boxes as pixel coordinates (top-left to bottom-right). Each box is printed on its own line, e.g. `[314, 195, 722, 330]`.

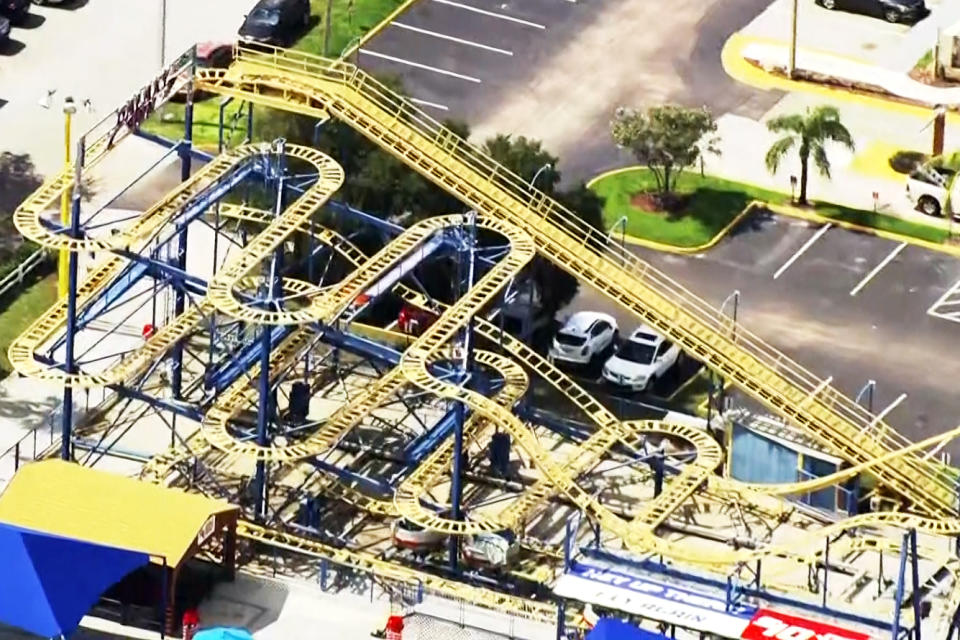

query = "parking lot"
[0, 0, 247, 175]
[571, 210, 960, 459]
[740, 0, 958, 72]
[359, 0, 783, 181]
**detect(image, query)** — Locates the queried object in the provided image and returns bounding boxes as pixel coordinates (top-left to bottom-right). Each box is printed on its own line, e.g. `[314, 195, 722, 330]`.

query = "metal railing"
[0, 385, 114, 487]
[0, 249, 49, 300]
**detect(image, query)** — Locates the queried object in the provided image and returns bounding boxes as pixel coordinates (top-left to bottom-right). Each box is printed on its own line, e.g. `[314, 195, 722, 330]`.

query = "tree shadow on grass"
[684, 187, 757, 239]
[0, 153, 42, 231]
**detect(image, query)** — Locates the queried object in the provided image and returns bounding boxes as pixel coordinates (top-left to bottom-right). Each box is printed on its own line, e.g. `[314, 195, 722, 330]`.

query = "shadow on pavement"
[15, 12, 44, 28]
[0, 39, 25, 56]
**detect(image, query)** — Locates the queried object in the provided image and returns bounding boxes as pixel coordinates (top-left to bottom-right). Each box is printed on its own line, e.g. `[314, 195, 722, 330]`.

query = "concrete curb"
[588, 167, 960, 258]
[720, 33, 960, 123]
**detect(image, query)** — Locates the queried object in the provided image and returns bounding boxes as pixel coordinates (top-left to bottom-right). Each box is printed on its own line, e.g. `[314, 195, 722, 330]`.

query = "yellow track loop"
[12, 120, 144, 251]
[196, 44, 955, 515]
[313, 350, 527, 520]
[206, 147, 346, 324]
[15, 144, 258, 253]
[202, 215, 535, 462]
[391, 350, 529, 533]
[7, 146, 272, 387]
[236, 521, 557, 622]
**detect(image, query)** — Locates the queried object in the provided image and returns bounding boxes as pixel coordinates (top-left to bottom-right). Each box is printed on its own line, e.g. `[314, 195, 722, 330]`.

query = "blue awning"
[0, 521, 149, 638]
[194, 628, 255, 640]
[587, 618, 669, 640]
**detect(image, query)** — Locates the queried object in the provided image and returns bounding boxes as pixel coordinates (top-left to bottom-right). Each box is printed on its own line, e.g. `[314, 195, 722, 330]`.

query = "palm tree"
[764, 105, 855, 205]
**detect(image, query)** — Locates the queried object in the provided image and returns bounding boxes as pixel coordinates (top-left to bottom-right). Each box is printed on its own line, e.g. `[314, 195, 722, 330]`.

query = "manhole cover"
[862, 42, 877, 50]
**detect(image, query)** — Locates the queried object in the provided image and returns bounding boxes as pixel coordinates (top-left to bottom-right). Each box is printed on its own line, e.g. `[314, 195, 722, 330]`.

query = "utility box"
[727, 411, 851, 513]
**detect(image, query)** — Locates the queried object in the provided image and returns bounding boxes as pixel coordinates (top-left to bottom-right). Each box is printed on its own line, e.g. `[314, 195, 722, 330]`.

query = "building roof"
[0, 460, 238, 567]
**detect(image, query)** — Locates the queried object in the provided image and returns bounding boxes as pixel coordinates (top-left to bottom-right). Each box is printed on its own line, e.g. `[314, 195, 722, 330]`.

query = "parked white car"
[548, 312, 618, 365]
[602, 326, 680, 392]
[905, 164, 960, 219]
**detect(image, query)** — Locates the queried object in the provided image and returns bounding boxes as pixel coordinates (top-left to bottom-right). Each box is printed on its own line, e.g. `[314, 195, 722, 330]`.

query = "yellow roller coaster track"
[8, 144, 339, 388]
[195, 43, 957, 516]
[201, 214, 536, 463]
[131, 209, 960, 618]
[215, 208, 960, 540]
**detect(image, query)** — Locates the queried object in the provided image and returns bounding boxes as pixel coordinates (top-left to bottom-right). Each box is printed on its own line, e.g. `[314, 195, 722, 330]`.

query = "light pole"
[340, 35, 363, 66]
[529, 162, 553, 189]
[159, 0, 167, 69]
[606, 215, 628, 266]
[59, 96, 77, 298]
[714, 290, 741, 415]
[855, 379, 876, 414]
[788, 0, 799, 79]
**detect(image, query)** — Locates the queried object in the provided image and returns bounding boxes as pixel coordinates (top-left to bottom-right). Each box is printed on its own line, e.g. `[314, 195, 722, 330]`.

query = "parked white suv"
[905, 164, 960, 219]
[602, 326, 680, 392]
[548, 312, 618, 365]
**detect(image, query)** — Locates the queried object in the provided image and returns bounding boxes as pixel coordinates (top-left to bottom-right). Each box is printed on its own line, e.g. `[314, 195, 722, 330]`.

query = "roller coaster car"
[397, 304, 437, 336]
[462, 530, 519, 569]
[392, 518, 447, 551]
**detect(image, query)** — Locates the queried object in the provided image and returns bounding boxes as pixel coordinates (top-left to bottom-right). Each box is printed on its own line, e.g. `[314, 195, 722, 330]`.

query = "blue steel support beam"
[171, 85, 194, 402]
[61, 138, 86, 460]
[255, 141, 286, 521]
[892, 531, 909, 640]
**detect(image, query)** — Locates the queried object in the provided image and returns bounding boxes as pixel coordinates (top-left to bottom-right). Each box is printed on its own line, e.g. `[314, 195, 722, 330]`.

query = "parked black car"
[0, 15, 9, 43]
[816, 0, 927, 24]
[238, 0, 310, 46]
[0, 0, 29, 24]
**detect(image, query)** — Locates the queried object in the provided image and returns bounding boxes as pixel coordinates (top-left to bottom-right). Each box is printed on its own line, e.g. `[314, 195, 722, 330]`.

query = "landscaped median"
[587, 167, 954, 253]
[143, 0, 410, 149]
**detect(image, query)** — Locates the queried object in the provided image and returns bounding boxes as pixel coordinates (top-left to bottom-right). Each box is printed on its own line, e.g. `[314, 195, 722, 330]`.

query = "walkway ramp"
[195, 44, 957, 517]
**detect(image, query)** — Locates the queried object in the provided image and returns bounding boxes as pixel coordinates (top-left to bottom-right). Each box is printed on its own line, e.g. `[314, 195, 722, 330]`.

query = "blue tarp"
[0, 521, 149, 638]
[194, 628, 255, 640]
[587, 618, 669, 640]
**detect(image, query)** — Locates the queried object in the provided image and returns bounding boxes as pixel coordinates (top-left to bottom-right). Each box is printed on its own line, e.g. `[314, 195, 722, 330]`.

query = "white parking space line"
[773, 223, 832, 280]
[927, 277, 960, 323]
[849, 242, 907, 297]
[430, 0, 547, 29]
[410, 97, 450, 111]
[359, 49, 483, 83]
[392, 22, 514, 56]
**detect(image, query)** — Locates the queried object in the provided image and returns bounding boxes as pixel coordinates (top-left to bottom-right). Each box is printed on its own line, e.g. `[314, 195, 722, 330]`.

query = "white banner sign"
[554, 563, 755, 638]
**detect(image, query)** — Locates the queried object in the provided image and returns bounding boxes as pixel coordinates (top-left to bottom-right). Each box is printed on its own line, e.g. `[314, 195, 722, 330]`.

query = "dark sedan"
[0, 0, 29, 24]
[816, 0, 927, 24]
[0, 15, 9, 43]
[238, 0, 310, 46]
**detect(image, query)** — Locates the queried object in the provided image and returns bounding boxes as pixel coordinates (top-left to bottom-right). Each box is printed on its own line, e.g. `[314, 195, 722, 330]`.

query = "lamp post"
[159, 0, 167, 69]
[340, 35, 363, 66]
[530, 163, 553, 189]
[59, 96, 77, 298]
[788, 0, 799, 79]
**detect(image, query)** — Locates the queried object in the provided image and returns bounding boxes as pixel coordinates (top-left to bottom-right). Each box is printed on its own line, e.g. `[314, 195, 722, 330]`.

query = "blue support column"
[448, 213, 477, 572]
[254, 139, 287, 521]
[910, 529, 921, 640]
[892, 531, 910, 640]
[60, 138, 86, 461]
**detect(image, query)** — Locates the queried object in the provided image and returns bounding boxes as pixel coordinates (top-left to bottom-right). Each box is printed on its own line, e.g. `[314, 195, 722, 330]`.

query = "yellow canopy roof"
[0, 460, 238, 566]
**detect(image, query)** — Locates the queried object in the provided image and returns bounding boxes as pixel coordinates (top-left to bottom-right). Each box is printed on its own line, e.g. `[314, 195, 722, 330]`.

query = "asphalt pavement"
[358, 0, 783, 182]
[568, 209, 960, 460]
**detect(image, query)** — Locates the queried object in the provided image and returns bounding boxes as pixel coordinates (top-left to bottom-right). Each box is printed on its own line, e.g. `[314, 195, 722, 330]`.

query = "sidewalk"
[742, 40, 960, 106]
[705, 111, 953, 231]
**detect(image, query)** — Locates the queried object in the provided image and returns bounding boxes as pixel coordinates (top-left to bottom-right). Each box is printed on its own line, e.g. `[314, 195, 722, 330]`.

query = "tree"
[0, 152, 42, 241]
[764, 105, 855, 206]
[483, 134, 560, 193]
[480, 134, 603, 315]
[610, 105, 719, 203]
